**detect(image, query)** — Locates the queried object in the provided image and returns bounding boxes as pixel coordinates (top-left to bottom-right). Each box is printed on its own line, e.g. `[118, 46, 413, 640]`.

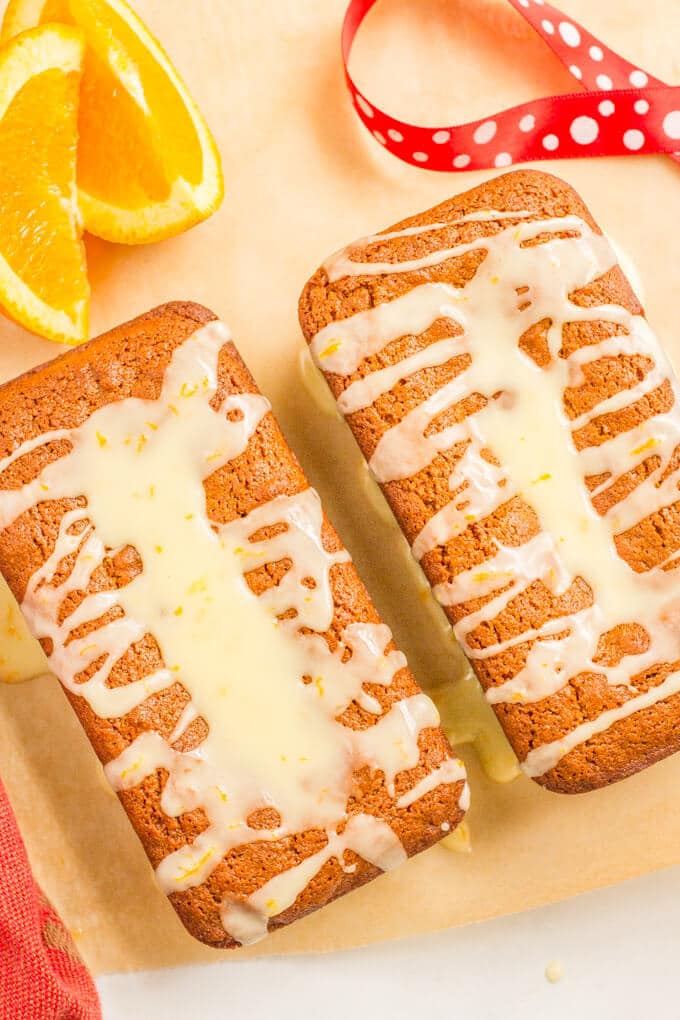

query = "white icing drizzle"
[220, 813, 408, 946]
[338, 333, 465, 417]
[411, 438, 510, 560]
[168, 701, 199, 744]
[397, 756, 468, 809]
[352, 693, 439, 796]
[310, 209, 680, 778]
[0, 320, 465, 944]
[322, 209, 533, 284]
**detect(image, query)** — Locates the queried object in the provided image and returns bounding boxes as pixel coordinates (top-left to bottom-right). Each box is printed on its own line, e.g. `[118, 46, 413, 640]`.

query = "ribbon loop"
[343, 0, 680, 170]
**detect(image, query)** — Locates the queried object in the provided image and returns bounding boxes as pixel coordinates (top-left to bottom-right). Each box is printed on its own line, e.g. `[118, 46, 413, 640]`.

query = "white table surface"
[98, 860, 680, 1019]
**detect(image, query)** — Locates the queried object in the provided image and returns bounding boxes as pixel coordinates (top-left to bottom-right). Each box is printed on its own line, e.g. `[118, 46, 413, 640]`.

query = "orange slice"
[2, 0, 224, 244]
[0, 24, 88, 344]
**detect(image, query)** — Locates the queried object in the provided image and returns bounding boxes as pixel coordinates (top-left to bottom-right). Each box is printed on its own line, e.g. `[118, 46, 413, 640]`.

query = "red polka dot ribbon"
[342, 0, 680, 171]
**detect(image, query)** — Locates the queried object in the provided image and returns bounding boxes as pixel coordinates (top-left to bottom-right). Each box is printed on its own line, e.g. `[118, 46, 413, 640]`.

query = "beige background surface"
[0, 0, 679, 976]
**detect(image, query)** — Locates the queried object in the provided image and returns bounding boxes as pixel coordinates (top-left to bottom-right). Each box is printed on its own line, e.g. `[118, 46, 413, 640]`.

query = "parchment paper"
[0, 0, 679, 976]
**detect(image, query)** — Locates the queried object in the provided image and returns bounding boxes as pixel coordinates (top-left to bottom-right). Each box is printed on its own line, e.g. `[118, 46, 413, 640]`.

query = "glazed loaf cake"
[299, 169, 680, 793]
[0, 302, 467, 948]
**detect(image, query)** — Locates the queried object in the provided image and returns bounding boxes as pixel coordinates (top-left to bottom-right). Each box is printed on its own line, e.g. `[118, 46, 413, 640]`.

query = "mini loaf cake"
[0, 302, 468, 948]
[299, 169, 680, 794]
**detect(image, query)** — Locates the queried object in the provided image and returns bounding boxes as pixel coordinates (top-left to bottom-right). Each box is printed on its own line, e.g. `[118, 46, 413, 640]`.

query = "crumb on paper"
[545, 960, 563, 984]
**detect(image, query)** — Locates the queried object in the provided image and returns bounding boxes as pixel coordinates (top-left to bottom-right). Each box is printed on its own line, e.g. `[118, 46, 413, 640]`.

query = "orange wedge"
[0, 24, 88, 345]
[2, 0, 224, 244]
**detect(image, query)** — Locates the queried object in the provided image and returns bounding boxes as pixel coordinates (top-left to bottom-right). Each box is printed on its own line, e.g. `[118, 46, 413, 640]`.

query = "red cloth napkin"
[0, 778, 101, 1020]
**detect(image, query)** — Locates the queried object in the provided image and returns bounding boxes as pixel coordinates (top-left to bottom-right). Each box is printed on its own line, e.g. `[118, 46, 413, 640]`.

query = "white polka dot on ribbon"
[342, 0, 680, 171]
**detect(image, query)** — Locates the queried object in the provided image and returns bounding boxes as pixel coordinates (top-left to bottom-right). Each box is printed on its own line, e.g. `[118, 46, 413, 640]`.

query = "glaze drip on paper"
[0, 576, 49, 684]
[311, 210, 680, 778]
[0, 321, 467, 945]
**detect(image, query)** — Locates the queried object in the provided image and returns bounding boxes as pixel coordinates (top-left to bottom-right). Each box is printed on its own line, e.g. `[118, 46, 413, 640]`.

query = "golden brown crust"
[298, 169, 680, 794]
[0, 301, 465, 947]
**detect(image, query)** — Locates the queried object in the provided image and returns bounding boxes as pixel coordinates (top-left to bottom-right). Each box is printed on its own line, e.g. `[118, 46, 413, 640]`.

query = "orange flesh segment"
[0, 65, 86, 320]
[31, 0, 204, 210]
